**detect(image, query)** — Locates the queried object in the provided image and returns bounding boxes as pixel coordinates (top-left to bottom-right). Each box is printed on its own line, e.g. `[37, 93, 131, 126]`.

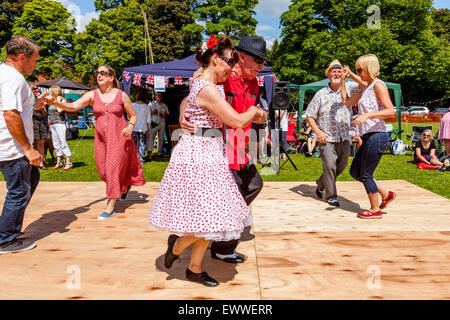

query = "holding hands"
[251, 104, 266, 124]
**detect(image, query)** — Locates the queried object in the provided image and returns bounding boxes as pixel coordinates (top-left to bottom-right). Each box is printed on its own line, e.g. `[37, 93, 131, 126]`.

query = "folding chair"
[385, 123, 404, 153]
[286, 120, 305, 154]
[168, 124, 182, 148]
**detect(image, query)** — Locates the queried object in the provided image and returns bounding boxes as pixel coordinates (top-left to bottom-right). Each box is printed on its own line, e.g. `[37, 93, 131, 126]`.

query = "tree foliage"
[10, 0, 77, 79]
[431, 8, 450, 42]
[74, 0, 202, 83]
[0, 0, 32, 48]
[94, 0, 126, 11]
[193, 0, 259, 41]
[273, 0, 449, 102]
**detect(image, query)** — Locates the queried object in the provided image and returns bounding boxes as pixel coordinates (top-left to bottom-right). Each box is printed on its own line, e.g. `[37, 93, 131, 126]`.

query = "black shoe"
[164, 235, 179, 269]
[0, 239, 36, 255]
[186, 268, 218, 287]
[315, 187, 323, 199]
[120, 186, 131, 200]
[211, 252, 245, 263]
[327, 197, 340, 207]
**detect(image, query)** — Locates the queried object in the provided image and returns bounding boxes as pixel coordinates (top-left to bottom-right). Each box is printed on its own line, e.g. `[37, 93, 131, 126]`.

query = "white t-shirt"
[0, 64, 35, 161]
[275, 110, 288, 131]
[132, 102, 152, 133]
[150, 100, 169, 125]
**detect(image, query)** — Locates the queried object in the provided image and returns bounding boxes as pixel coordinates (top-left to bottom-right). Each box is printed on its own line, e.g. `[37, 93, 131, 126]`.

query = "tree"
[74, 0, 202, 82]
[431, 8, 450, 42]
[0, 0, 32, 48]
[193, 0, 259, 41]
[94, 0, 126, 11]
[11, 0, 77, 79]
[273, 0, 449, 102]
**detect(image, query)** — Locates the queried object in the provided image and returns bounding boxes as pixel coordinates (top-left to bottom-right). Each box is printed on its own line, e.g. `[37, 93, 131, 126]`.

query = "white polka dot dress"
[148, 79, 250, 241]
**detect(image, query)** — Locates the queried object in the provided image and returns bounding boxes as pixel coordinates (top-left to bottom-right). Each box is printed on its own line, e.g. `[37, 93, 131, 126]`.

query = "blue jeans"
[0, 157, 40, 245]
[132, 131, 147, 164]
[350, 132, 389, 194]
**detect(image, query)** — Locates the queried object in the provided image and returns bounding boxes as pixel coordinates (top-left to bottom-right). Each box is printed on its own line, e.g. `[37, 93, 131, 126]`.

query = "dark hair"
[135, 90, 146, 101]
[5, 37, 39, 58]
[195, 36, 238, 67]
[98, 65, 119, 88]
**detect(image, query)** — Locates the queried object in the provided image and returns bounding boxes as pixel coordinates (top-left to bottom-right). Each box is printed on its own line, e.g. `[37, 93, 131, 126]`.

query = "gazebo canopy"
[122, 54, 277, 104]
[36, 77, 92, 91]
[298, 78, 403, 137]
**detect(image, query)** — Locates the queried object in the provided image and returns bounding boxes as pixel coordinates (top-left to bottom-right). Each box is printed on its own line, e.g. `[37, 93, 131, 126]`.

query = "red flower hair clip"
[206, 34, 218, 49]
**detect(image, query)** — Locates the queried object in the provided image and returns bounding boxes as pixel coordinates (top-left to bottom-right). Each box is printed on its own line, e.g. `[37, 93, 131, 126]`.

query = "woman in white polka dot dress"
[148, 35, 265, 287]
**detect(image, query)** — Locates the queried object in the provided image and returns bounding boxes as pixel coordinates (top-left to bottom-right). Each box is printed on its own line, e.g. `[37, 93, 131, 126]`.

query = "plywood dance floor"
[0, 180, 449, 300]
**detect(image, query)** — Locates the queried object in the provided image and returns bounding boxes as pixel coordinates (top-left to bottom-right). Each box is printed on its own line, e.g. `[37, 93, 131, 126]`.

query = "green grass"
[2, 122, 449, 199]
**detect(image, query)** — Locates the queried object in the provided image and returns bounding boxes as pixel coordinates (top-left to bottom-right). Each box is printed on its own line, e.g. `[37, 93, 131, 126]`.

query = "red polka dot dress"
[148, 80, 250, 241]
[93, 89, 146, 199]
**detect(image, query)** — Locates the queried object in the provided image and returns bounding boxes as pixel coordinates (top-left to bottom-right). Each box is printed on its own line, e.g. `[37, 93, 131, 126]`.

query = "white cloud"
[256, 24, 274, 33]
[54, 0, 99, 33]
[255, 0, 291, 17]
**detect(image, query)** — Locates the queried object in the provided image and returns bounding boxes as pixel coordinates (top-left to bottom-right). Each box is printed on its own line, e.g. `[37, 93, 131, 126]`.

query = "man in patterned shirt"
[305, 59, 358, 207]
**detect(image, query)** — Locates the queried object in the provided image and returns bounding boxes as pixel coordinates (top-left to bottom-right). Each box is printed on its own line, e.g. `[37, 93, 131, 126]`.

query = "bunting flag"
[272, 74, 278, 82]
[165, 77, 170, 86]
[257, 76, 264, 87]
[133, 73, 143, 86]
[174, 77, 183, 85]
[146, 74, 154, 85]
[122, 71, 131, 81]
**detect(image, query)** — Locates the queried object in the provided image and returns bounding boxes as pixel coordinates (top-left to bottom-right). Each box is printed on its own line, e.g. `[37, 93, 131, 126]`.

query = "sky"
[57, 0, 449, 48]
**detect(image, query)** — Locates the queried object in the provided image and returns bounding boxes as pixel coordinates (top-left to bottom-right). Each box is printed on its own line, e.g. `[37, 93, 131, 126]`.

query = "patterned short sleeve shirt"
[305, 82, 359, 142]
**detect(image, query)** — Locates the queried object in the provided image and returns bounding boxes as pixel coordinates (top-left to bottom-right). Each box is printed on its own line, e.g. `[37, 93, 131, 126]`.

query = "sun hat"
[325, 59, 343, 76]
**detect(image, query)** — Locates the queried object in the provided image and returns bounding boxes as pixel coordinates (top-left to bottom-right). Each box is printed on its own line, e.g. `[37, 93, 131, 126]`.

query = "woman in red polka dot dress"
[148, 35, 265, 287]
[46, 65, 146, 220]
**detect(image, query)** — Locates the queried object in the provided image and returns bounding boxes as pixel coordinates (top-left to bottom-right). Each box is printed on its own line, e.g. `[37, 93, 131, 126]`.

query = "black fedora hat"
[236, 36, 269, 61]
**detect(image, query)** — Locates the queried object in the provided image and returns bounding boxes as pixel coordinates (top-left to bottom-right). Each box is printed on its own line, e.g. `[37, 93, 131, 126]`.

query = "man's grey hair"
[5, 37, 39, 58]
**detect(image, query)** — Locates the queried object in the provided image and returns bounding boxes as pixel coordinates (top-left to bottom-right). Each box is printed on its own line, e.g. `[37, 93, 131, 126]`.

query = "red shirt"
[222, 72, 259, 170]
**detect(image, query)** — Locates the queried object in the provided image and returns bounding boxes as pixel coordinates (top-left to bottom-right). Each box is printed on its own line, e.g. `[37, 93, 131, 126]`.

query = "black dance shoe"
[164, 234, 179, 269]
[120, 186, 131, 200]
[186, 268, 218, 287]
[211, 252, 245, 264]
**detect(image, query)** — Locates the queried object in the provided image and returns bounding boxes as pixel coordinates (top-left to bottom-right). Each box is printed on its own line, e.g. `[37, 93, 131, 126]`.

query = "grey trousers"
[316, 140, 351, 200]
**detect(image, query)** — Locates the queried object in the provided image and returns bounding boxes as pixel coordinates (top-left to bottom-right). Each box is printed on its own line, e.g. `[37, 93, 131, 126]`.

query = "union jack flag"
[272, 74, 278, 82]
[174, 77, 183, 85]
[123, 71, 131, 81]
[257, 76, 264, 87]
[133, 73, 143, 86]
[165, 77, 169, 86]
[146, 75, 154, 85]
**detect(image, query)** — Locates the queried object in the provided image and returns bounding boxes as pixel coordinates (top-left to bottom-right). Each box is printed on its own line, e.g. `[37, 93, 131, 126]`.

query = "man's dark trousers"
[0, 157, 40, 245]
[210, 162, 263, 255]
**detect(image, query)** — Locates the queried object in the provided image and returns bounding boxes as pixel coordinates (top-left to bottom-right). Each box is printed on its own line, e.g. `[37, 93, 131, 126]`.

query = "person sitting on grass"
[414, 129, 449, 170]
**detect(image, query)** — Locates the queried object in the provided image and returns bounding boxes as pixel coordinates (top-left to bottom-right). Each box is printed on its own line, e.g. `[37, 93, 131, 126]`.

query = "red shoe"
[357, 210, 382, 219]
[380, 191, 396, 210]
[52, 163, 62, 170]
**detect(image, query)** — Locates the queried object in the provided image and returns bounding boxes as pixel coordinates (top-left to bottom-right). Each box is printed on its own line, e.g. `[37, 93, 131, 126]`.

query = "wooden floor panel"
[0, 180, 448, 300]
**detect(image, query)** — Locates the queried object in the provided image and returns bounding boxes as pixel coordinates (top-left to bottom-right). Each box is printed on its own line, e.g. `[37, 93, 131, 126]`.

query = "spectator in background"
[415, 129, 449, 169]
[132, 90, 152, 164]
[148, 92, 169, 159]
[303, 123, 318, 157]
[250, 88, 269, 163]
[438, 106, 450, 157]
[274, 109, 288, 162]
[31, 84, 48, 170]
[47, 86, 72, 171]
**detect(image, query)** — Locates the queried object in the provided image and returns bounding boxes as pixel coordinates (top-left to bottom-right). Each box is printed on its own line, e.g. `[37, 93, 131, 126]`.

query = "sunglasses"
[423, 134, 431, 137]
[356, 68, 363, 73]
[248, 53, 264, 65]
[219, 55, 236, 68]
[32, 87, 39, 91]
[95, 70, 111, 77]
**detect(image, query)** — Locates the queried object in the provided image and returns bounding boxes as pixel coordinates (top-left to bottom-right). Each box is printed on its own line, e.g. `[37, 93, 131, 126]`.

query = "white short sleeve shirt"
[0, 64, 36, 161]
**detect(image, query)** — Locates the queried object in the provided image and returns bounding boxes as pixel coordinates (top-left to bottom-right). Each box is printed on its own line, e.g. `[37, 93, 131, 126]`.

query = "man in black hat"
[180, 35, 268, 264]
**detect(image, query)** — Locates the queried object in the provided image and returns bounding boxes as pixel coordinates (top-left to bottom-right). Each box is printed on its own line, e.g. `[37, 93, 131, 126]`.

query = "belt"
[189, 127, 223, 138]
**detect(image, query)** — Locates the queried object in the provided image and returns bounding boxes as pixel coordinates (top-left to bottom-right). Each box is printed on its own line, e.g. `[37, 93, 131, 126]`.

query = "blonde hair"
[98, 65, 119, 88]
[355, 54, 380, 80]
[50, 86, 63, 98]
[422, 129, 433, 138]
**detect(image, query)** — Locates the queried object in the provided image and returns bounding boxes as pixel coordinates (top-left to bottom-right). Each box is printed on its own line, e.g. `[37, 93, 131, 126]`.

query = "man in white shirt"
[0, 37, 46, 255]
[147, 91, 169, 158]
